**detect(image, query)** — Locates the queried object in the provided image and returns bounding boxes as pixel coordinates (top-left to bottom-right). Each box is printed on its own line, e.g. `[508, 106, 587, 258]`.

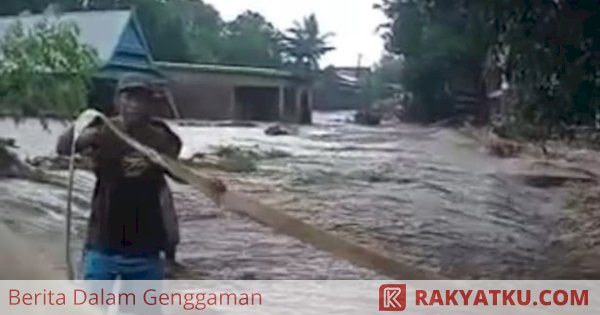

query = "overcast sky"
[203, 0, 386, 68]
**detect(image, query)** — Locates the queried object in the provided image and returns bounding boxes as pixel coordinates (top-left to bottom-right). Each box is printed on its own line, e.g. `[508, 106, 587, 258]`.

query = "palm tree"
[282, 14, 334, 75]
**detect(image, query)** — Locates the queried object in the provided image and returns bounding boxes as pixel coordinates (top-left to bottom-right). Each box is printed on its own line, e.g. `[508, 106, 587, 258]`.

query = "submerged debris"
[486, 133, 523, 158]
[0, 142, 47, 182]
[262, 148, 292, 159]
[461, 126, 524, 158]
[182, 145, 292, 173]
[511, 172, 595, 188]
[215, 145, 291, 160]
[214, 146, 258, 172]
[265, 124, 291, 136]
[0, 144, 23, 178]
[182, 146, 259, 173]
[0, 137, 17, 148]
[215, 145, 260, 159]
[354, 109, 382, 126]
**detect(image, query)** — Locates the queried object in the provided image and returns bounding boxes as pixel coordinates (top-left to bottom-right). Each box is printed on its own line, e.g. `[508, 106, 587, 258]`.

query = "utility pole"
[356, 53, 363, 78]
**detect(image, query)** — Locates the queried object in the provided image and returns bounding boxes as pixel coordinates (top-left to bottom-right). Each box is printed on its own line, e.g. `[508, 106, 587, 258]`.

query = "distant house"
[157, 62, 313, 124]
[314, 66, 371, 110]
[332, 67, 372, 85]
[0, 10, 177, 117]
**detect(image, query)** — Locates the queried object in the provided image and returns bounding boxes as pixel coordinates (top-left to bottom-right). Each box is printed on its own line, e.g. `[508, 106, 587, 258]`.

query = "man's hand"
[57, 126, 100, 155]
[148, 121, 182, 159]
[75, 126, 102, 153]
[56, 115, 105, 156]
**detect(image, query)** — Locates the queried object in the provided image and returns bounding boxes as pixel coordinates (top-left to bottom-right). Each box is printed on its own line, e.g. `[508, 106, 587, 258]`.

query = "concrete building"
[157, 62, 313, 124]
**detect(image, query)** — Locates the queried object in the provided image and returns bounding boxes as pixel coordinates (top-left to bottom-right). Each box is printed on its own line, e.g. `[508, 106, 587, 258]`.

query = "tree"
[282, 14, 334, 75]
[0, 18, 99, 119]
[129, 0, 194, 63]
[359, 55, 403, 105]
[377, 0, 497, 123]
[221, 11, 284, 68]
[377, 0, 600, 132]
[83, 0, 225, 63]
[172, 0, 224, 64]
[0, 0, 79, 16]
[488, 1, 600, 132]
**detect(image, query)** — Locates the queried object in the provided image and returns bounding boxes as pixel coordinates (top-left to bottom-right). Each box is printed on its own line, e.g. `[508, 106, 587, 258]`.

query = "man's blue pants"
[82, 249, 165, 280]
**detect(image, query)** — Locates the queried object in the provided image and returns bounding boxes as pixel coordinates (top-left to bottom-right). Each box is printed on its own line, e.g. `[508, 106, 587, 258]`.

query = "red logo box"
[379, 284, 407, 311]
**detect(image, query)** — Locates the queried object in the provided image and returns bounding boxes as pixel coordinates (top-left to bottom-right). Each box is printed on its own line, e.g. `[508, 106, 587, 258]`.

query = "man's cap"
[116, 73, 156, 93]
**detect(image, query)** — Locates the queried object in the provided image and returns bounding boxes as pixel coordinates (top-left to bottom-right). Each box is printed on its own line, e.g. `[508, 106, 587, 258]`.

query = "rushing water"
[0, 112, 574, 279]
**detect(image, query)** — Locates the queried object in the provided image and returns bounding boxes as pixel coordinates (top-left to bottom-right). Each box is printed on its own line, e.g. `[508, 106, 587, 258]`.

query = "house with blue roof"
[0, 9, 313, 123]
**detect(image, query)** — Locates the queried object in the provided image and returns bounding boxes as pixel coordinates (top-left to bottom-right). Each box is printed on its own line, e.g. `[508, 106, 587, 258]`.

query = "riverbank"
[458, 125, 600, 278]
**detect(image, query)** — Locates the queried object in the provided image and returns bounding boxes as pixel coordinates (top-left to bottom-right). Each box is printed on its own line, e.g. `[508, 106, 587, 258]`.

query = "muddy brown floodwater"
[0, 112, 586, 279]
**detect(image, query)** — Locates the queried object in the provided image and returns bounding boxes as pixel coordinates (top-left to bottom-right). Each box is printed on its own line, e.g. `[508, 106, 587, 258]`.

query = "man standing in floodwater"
[56, 74, 204, 279]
